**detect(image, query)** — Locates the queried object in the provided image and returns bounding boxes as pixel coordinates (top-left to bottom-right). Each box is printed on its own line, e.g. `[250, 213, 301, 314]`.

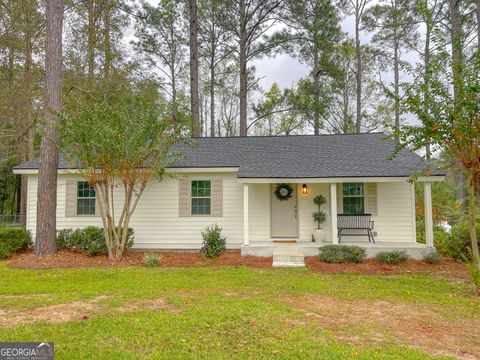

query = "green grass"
[0, 262, 478, 359]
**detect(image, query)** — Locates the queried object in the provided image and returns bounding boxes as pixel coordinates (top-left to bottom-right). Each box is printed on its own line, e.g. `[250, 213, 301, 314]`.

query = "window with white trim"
[191, 180, 211, 215]
[77, 181, 96, 215]
[342, 183, 364, 214]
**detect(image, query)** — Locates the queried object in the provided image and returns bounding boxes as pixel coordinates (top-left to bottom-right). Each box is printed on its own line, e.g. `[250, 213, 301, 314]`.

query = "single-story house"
[13, 133, 444, 259]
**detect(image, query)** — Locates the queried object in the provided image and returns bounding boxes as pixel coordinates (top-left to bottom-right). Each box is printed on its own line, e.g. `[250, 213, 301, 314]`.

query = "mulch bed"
[6, 250, 469, 280]
[6, 250, 272, 269]
[305, 257, 470, 279]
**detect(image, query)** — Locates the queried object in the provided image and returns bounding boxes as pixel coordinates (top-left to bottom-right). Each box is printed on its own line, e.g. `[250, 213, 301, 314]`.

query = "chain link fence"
[0, 214, 26, 227]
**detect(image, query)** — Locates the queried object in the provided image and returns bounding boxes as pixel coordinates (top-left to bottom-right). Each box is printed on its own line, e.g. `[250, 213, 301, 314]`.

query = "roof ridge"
[191, 132, 386, 140]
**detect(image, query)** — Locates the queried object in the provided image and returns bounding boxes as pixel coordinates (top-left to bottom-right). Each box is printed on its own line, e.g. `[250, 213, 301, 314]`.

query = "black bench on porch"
[337, 214, 375, 243]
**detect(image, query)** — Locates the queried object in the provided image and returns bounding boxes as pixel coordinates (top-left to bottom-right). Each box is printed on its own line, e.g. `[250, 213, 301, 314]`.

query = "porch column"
[424, 181, 434, 247]
[243, 183, 249, 246]
[330, 183, 338, 245]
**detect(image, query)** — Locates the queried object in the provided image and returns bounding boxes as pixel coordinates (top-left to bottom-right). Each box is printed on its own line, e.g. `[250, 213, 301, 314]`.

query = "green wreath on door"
[274, 183, 293, 201]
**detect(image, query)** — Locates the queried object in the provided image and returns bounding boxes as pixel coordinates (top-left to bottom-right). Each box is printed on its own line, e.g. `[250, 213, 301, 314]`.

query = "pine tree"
[35, 0, 64, 255]
[363, 0, 419, 138]
[285, 0, 343, 135]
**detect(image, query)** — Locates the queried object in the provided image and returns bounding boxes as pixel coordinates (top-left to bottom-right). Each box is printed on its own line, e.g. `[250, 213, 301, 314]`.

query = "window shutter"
[178, 178, 190, 217]
[65, 180, 77, 217]
[211, 179, 223, 217]
[365, 182, 378, 216]
[336, 183, 343, 214]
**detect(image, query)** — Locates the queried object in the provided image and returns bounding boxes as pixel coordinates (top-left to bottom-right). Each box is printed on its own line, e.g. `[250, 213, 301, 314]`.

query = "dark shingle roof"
[14, 133, 444, 178]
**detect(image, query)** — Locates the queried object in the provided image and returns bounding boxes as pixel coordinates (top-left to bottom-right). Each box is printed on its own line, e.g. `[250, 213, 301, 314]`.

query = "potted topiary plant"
[312, 194, 327, 242]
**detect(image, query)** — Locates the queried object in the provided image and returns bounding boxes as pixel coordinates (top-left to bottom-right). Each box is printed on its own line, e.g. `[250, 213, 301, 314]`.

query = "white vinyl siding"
[25, 174, 416, 247]
[26, 172, 242, 249]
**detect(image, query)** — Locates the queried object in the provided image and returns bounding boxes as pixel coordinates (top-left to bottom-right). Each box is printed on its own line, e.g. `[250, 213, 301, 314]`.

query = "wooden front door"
[271, 184, 298, 238]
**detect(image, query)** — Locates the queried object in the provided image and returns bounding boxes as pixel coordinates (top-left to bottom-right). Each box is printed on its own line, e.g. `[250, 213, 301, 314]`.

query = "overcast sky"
[141, 0, 423, 125]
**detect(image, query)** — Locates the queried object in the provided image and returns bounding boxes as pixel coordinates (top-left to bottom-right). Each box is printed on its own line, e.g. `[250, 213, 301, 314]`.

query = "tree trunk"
[450, 0, 462, 101]
[210, 60, 215, 137]
[35, 0, 64, 256]
[87, 0, 95, 85]
[313, 45, 320, 135]
[189, 0, 201, 137]
[450, 0, 467, 208]
[355, 6, 362, 133]
[467, 171, 480, 270]
[103, 0, 112, 79]
[476, 0, 480, 51]
[394, 38, 400, 139]
[19, 4, 35, 221]
[424, 21, 431, 161]
[239, 0, 247, 137]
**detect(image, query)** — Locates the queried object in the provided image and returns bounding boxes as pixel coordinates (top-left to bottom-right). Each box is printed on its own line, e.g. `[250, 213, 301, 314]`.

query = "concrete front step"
[272, 248, 305, 267]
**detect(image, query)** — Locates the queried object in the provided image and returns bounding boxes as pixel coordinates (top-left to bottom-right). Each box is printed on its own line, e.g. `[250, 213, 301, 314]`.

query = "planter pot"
[313, 229, 325, 243]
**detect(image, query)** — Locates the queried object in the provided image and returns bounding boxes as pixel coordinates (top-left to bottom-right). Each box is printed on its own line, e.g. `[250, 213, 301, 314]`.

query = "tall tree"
[476, 0, 480, 49]
[223, 0, 284, 136]
[189, 0, 201, 136]
[285, 0, 343, 134]
[198, 0, 233, 137]
[363, 0, 419, 138]
[0, 0, 44, 218]
[449, 0, 468, 209]
[339, 0, 374, 133]
[411, 0, 448, 159]
[134, 0, 188, 124]
[35, 0, 64, 255]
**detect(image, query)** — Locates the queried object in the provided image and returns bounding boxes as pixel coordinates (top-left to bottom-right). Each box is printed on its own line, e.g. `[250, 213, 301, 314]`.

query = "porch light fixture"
[302, 184, 308, 195]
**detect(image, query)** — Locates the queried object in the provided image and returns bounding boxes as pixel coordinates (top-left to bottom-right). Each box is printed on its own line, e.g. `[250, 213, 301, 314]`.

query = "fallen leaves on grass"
[284, 294, 480, 360]
[0, 296, 176, 325]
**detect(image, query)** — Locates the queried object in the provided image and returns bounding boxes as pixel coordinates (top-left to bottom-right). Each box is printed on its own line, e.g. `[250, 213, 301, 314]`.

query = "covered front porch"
[239, 178, 439, 260]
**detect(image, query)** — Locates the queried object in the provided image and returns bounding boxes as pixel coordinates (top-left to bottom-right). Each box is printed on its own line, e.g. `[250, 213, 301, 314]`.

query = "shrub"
[319, 245, 366, 264]
[423, 251, 442, 264]
[416, 222, 451, 256]
[143, 251, 161, 268]
[375, 251, 410, 265]
[200, 224, 226, 258]
[312, 195, 327, 229]
[467, 262, 480, 294]
[57, 226, 134, 256]
[447, 221, 480, 262]
[0, 227, 31, 259]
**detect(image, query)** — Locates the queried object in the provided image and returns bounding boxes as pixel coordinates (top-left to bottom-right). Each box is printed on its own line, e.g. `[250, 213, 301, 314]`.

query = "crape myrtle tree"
[396, 45, 480, 270]
[60, 92, 186, 260]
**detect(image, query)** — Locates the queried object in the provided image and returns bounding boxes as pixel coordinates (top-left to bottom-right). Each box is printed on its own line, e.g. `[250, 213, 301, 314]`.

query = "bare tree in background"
[35, 0, 64, 256]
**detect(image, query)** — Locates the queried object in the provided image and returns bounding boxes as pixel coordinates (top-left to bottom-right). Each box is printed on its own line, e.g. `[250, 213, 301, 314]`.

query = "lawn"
[0, 261, 479, 359]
